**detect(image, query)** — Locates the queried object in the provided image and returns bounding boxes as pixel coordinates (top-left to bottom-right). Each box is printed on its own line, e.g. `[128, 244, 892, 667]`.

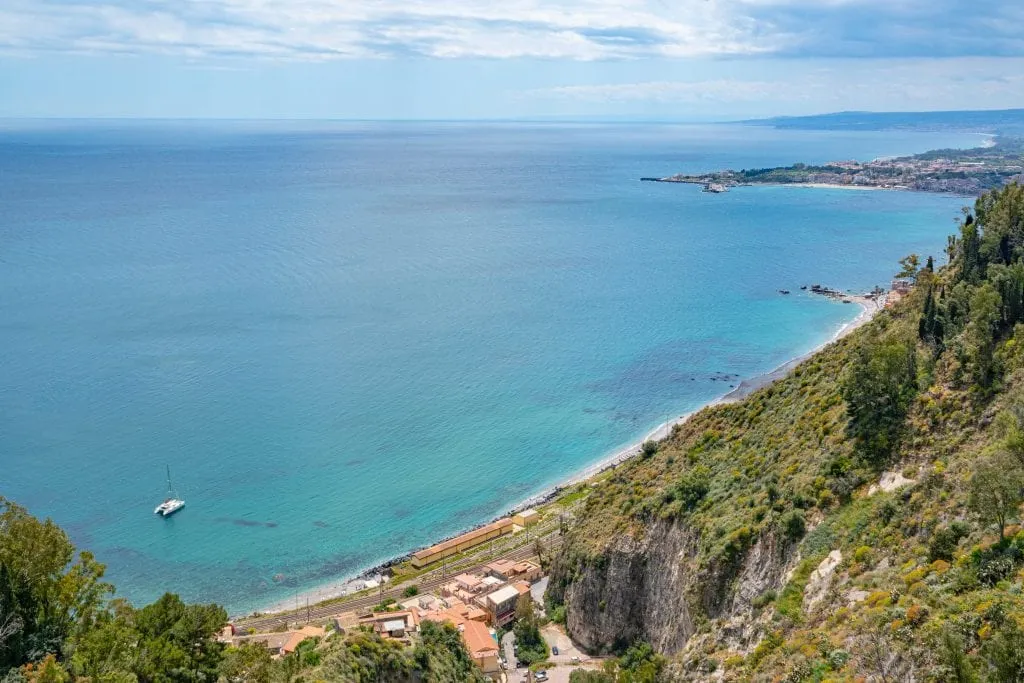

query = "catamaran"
[154, 465, 185, 517]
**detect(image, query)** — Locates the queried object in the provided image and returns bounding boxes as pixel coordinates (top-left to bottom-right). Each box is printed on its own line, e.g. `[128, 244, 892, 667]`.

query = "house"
[484, 559, 542, 583]
[358, 610, 419, 640]
[281, 625, 326, 655]
[512, 509, 539, 527]
[420, 600, 490, 629]
[228, 632, 294, 657]
[410, 518, 515, 568]
[479, 584, 522, 627]
[333, 611, 360, 634]
[891, 278, 914, 293]
[442, 573, 491, 603]
[460, 621, 501, 678]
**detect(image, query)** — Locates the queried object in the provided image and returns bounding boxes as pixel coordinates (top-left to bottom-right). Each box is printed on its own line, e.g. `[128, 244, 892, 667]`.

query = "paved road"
[238, 533, 563, 631]
[501, 631, 518, 672]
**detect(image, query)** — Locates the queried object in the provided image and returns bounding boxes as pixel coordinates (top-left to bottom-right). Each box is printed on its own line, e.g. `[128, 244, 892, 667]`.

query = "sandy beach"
[778, 183, 891, 191]
[252, 290, 884, 618]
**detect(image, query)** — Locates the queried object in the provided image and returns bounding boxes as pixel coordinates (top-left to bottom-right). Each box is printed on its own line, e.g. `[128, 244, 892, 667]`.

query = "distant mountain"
[744, 108, 1024, 134]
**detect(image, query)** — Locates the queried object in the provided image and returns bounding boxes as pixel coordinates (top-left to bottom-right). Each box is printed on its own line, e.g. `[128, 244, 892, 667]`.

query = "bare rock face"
[552, 518, 797, 658]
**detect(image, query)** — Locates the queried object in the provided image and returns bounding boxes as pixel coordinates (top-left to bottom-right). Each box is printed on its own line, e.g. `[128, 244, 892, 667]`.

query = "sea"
[0, 121, 977, 614]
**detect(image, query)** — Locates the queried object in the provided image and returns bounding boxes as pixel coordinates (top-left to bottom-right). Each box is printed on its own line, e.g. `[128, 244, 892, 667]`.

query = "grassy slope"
[554, 189, 1024, 681]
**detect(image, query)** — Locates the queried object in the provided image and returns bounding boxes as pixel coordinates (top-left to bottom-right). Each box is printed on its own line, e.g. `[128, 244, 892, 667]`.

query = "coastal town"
[222, 506, 598, 682]
[642, 136, 1024, 194]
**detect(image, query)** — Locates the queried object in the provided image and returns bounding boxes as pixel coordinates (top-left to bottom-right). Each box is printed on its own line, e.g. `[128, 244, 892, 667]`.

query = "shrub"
[674, 466, 711, 511]
[641, 440, 659, 458]
[780, 510, 807, 542]
[402, 584, 419, 598]
[929, 523, 969, 562]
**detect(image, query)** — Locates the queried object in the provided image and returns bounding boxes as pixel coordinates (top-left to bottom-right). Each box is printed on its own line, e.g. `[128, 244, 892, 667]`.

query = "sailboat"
[154, 465, 185, 517]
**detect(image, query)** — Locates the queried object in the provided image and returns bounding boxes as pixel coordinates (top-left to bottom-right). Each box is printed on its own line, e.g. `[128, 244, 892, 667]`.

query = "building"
[891, 278, 914, 293]
[513, 509, 539, 527]
[227, 625, 326, 658]
[479, 584, 522, 627]
[333, 612, 360, 634]
[228, 632, 294, 657]
[461, 621, 501, 678]
[358, 610, 419, 641]
[484, 559, 542, 583]
[281, 625, 326, 655]
[410, 518, 515, 568]
[420, 600, 490, 629]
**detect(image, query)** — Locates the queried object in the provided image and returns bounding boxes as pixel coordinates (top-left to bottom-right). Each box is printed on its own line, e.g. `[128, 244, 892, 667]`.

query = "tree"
[217, 641, 274, 683]
[964, 283, 1003, 388]
[415, 621, 486, 683]
[842, 331, 918, 462]
[982, 619, 1024, 681]
[968, 452, 1024, 540]
[0, 498, 110, 673]
[132, 593, 227, 683]
[512, 595, 547, 666]
[896, 253, 920, 278]
[640, 441, 659, 458]
[673, 466, 710, 511]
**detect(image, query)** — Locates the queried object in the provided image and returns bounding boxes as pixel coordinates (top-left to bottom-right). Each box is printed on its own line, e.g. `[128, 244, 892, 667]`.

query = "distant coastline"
[642, 135, 1024, 195]
[250, 289, 882, 618]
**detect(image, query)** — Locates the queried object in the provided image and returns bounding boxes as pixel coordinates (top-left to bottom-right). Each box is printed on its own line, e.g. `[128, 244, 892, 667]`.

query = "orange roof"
[486, 559, 517, 573]
[512, 581, 531, 596]
[455, 573, 482, 588]
[461, 621, 499, 656]
[412, 518, 514, 560]
[281, 625, 325, 654]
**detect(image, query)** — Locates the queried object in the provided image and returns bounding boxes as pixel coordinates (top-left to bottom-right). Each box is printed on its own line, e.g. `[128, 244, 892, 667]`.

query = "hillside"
[745, 109, 1024, 136]
[549, 184, 1024, 681]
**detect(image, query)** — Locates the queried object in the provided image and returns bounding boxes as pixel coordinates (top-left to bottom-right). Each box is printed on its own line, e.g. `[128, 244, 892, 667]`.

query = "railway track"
[238, 532, 564, 632]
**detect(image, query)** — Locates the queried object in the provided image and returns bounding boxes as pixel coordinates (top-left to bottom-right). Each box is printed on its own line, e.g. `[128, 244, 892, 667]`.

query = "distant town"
[643, 136, 1024, 195]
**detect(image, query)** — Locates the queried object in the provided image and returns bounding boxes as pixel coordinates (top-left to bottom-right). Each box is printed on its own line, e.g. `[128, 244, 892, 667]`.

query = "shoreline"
[248, 292, 883, 619]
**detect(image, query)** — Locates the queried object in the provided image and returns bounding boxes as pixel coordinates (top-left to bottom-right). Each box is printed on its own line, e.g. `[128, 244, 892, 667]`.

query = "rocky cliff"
[551, 518, 796, 660]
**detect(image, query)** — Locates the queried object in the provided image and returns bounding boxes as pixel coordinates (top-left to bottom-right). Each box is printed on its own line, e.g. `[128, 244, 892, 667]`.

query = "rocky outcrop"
[550, 518, 797, 658]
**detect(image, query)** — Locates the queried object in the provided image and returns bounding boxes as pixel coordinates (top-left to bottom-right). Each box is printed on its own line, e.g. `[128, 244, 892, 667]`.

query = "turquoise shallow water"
[0, 122, 974, 613]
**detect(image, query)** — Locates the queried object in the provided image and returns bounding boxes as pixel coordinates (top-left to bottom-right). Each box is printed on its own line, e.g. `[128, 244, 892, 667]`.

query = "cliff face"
[552, 520, 795, 658]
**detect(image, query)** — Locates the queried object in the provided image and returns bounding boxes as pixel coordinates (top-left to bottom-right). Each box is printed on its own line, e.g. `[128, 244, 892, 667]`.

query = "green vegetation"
[567, 642, 665, 682]
[0, 498, 487, 682]
[554, 185, 1024, 679]
[513, 594, 548, 666]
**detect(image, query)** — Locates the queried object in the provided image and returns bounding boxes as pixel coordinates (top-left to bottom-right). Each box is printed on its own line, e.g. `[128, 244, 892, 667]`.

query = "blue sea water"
[0, 121, 976, 613]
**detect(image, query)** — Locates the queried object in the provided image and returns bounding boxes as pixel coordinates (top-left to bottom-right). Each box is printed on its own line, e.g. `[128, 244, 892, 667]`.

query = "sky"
[0, 0, 1022, 119]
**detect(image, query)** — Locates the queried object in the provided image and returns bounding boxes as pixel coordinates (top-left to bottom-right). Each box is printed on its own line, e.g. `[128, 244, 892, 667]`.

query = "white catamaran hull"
[155, 499, 185, 516]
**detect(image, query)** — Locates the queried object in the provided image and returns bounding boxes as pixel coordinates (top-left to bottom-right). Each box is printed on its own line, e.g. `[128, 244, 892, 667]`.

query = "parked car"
[551, 646, 559, 655]
[535, 673, 548, 682]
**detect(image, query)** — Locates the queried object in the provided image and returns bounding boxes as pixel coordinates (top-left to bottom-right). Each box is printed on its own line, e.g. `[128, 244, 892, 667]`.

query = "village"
[220, 507, 599, 683]
[643, 136, 1024, 195]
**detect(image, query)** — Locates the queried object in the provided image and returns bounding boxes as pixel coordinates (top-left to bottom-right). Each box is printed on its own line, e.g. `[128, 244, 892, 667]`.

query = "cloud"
[524, 62, 1024, 110]
[525, 80, 805, 104]
[0, 0, 1020, 62]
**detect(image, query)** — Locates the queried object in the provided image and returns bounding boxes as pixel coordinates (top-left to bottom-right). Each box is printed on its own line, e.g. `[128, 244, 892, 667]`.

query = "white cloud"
[0, 0, 1020, 61]
[523, 61, 1024, 110]
[526, 80, 802, 103]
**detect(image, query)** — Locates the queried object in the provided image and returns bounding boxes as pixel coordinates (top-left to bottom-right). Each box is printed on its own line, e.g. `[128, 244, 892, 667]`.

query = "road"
[502, 631, 518, 672]
[237, 532, 563, 631]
